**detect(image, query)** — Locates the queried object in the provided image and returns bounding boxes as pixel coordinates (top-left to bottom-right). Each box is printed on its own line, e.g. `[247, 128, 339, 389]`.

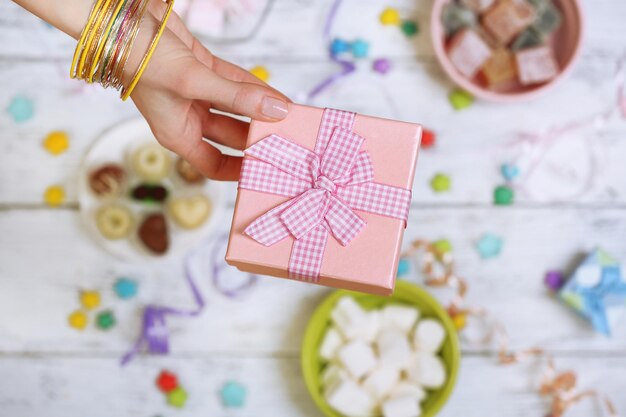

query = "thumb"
[179, 61, 290, 122]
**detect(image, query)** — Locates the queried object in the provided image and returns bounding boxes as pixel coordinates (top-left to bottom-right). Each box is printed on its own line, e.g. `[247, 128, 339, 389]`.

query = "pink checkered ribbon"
[239, 108, 412, 282]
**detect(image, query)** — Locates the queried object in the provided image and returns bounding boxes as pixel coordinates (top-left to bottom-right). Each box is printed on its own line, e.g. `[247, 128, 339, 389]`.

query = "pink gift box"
[226, 104, 421, 295]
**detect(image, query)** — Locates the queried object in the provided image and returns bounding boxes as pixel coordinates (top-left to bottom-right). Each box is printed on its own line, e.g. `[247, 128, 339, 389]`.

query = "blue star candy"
[113, 277, 138, 299]
[397, 258, 410, 277]
[351, 39, 370, 58]
[500, 163, 520, 181]
[330, 38, 350, 56]
[476, 234, 503, 259]
[219, 381, 247, 408]
[7, 95, 34, 123]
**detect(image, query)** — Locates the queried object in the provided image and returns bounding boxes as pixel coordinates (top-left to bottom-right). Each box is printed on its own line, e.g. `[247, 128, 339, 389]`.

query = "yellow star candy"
[68, 310, 88, 330]
[379, 7, 401, 26]
[43, 131, 70, 155]
[44, 185, 65, 207]
[249, 66, 270, 83]
[80, 291, 101, 310]
[452, 312, 467, 330]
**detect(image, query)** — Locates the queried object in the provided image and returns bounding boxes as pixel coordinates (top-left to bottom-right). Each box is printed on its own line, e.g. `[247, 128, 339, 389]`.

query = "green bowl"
[301, 280, 461, 417]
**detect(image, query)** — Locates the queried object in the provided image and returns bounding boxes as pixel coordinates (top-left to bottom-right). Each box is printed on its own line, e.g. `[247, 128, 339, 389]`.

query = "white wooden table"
[1, 1, 625, 416]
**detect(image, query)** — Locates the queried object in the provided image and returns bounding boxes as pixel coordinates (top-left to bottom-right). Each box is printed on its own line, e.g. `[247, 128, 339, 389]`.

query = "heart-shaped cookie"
[168, 195, 212, 229]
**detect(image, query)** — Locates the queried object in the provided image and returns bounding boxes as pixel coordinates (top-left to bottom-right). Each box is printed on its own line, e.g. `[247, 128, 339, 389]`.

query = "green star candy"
[494, 185, 514, 205]
[430, 173, 451, 193]
[167, 387, 188, 408]
[401, 20, 419, 37]
[95, 310, 116, 330]
[448, 89, 474, 111]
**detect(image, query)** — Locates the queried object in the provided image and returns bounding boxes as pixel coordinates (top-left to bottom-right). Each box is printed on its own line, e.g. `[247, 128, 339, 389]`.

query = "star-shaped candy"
[219, 380, 247, 408]
[7, 95, 34, 123]
[476, 234, 503, 259]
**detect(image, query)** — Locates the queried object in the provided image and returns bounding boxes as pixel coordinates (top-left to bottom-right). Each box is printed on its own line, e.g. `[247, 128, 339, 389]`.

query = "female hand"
[129, 5, 290, 180]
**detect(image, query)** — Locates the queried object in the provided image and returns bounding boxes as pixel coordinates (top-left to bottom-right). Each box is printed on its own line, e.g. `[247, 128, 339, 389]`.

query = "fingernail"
[261, 97, 289, 120]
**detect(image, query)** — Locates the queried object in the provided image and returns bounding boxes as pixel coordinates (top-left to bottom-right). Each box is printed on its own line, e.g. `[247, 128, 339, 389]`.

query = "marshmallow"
[365, 310, 382, 342]
[321, 363, 349, 389]
[319, 326, 344, 361]
[382, 396, 421, 417]
[325, 377, 377, 417]
[332, 297, 371, 340]
[406, 353, 447, 389]
[362, 366, 400, 401]
[376, 329, 413, 369]
[381, 305, 420, 334]
[338, 340, 378, 379]
[388, 382, 427, 403]
[447, 29, 493, 79]
[413, 319, 446, 354]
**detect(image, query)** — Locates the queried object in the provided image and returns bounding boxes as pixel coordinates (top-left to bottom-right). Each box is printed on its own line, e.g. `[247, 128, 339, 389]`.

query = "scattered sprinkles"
[167, 387, 188, 408]
[476, 234, 503, 259]
[156, 370, 179, 393]
[372, 58, 392, 75]
[379, 7, 401, 26]
[351, 39, 370, 59]
[7, 95, 34, 123]
[544, 270, 566, 292]
[448, 89, 474, 110]
[113, 277, 138, 299]
[430, 173, 451, 193]
[43, 131, 70, 155]
[44, 185, 66, 207]
[500, 163, 520, 181]
[494, 185, 515, 205]
[96, 310, 116, 330]
[80, 291, 101, 310]
[401, 20, 419, 37]
[330, 38, 351, 55]
[420, 129, 436, 149]
[68, 310, 88, 330]
[219, 380, 247, 408]
[249, 65, 270, 83]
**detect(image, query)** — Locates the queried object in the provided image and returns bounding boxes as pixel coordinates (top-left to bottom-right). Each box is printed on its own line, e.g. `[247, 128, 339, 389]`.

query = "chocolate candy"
[515, 45, 559, 85]
[482, 0, 535, 45]
[89, 164, 126, 196]
[131, 184, 169, 203]
[138, 213, 169, 255]
[441, 2, 477, 36]
[481, 48, 518, 87]
[448, 29, 492, 78]
[175, 157, 205, 184]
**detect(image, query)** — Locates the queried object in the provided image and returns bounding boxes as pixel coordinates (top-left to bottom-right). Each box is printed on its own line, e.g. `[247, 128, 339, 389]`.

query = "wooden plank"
[2, 0, 626, 60]
[0, 207, 624, 354]
[2, 58, 625, 206]
[0, 355, 624, 417]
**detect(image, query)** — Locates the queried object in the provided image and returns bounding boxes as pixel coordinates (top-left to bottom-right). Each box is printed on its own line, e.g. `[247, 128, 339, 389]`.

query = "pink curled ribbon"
[239, 108, 412, 282]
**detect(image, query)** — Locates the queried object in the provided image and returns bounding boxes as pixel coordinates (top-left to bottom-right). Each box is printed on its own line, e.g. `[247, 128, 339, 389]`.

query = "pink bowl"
[430, 0, 584, 102]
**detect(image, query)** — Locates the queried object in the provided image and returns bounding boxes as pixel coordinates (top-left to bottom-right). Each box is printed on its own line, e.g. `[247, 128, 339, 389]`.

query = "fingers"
[198, 107, 249, 150]
[177, 61, 290, 122]
[179, 139, 243, 181]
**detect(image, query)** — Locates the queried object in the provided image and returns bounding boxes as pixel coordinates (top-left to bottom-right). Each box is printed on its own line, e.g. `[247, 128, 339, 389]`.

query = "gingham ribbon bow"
[239, 109, 412, 281]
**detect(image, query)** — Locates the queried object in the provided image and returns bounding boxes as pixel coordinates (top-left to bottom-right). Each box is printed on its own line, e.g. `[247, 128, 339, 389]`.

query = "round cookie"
[89, 164, 126, 196]
[131, 144, 171, 181]
[168, 195, 212, 229]
[175, 157, 205, 184]
[96, 205, 134, 239]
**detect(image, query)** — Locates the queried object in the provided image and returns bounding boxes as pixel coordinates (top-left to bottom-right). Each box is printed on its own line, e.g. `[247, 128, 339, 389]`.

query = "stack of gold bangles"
[70, 0, 174, 101]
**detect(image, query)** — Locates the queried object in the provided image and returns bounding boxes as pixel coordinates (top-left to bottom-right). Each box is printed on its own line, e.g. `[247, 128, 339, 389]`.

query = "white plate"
[78, 118, 225, 262]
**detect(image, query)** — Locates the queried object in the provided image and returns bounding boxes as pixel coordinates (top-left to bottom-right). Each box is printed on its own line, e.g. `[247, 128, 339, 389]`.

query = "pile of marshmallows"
[319, 297, 448, 417]
[443, 0, 563, 90]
